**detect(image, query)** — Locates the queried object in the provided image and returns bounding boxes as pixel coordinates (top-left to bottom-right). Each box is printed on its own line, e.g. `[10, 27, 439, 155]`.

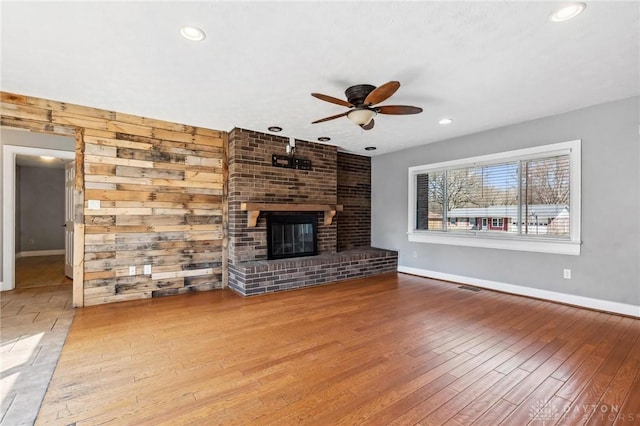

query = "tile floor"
[1, 284, 74, 425]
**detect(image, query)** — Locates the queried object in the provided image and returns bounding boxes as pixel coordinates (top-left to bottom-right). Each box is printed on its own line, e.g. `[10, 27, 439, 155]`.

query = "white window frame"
[407, 140, 581, 255]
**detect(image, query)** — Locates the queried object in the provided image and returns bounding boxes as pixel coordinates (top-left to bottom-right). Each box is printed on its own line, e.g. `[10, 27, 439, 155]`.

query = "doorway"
[2, 144, 75, 291]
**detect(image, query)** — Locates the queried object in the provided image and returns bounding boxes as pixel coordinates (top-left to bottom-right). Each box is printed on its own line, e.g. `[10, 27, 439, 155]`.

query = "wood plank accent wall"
[337, 152, 371, 250]
[1, 92, 227, 306]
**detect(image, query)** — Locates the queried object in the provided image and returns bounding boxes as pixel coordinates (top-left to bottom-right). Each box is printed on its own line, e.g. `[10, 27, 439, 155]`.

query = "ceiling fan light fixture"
[311, 81, 421, 130]
[549, 3, 586, 22]
[180, 26, 206, 41]
[347, 108, 377, 126]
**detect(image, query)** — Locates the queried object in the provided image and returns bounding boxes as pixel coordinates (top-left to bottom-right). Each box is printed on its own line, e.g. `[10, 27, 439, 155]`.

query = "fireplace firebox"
[267, 214, 318, 260]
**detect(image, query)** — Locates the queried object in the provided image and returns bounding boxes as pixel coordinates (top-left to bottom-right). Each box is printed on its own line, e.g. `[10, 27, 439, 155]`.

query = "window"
[408, 140, 581, 255]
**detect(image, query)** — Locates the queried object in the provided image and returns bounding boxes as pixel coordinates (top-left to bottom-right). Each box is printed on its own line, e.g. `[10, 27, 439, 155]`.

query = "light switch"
[144, 264, 151, 275]
[88, 200, 100, 210]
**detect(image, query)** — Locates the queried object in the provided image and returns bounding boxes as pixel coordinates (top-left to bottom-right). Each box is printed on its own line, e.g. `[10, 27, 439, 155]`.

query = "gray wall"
[16, 166, 66, 252]
[0, 128, 75, 281]
[372, 96, 639, 306]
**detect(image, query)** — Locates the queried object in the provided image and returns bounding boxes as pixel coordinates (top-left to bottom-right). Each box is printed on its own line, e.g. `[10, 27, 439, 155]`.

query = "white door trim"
[2, 145, 75, 291]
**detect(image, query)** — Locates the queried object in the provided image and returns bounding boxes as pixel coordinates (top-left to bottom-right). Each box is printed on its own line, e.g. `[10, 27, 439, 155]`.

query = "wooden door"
[64, 161, 75, 278]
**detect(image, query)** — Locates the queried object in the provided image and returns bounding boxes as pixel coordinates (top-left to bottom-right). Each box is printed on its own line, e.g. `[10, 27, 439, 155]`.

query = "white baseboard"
[398, 265, 640, 318]
[16, 249, 65, 259]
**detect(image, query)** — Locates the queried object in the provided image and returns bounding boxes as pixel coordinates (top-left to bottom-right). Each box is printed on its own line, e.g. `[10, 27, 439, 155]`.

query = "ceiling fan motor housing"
[345, 84, 376, 107]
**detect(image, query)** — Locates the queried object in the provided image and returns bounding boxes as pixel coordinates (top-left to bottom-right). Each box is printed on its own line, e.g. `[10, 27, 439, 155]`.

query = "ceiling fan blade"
[377, 105, 423, 115]
[311, 93, 353, 108]
[364, 81, 400, 105]
[360, 119, 375, 131]
[311, 111, 349, 124]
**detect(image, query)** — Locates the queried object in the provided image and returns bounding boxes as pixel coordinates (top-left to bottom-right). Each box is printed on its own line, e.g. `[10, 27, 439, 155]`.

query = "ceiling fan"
[311, 81, 423, 131]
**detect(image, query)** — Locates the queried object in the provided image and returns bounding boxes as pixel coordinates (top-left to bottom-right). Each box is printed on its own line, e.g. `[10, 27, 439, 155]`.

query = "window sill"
[407, 231, 581, 255]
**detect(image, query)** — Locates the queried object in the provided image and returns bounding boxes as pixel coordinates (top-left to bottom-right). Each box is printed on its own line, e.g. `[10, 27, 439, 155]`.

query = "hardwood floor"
[36, 273, 640, 425]
[15, 255, 71, 289]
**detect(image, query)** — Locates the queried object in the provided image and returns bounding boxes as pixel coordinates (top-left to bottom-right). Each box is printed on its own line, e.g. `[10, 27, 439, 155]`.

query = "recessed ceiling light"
[549, 3, 586, 22]
[364, 146, 376, 151]
[180, 26, 206, 41]
[438, 117, 453, 125]
[40, 156, 55, 161]
[317, 137, 331, 142]
[267, 126, 282, 132]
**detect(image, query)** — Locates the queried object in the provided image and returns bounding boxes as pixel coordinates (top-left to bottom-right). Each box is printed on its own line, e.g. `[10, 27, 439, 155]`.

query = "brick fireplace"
[227, 128, 397, 296]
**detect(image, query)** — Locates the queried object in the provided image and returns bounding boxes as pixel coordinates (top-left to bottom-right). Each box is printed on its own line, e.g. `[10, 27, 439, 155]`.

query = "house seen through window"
[408, 140, 581, 255]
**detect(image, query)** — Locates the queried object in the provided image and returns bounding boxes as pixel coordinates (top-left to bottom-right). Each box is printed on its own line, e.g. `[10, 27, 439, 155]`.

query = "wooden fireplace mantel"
[240, 202, 344, 227]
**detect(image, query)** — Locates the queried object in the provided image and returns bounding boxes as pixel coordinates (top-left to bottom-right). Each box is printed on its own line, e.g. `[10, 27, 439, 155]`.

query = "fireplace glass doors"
[267, 214, 318, 260]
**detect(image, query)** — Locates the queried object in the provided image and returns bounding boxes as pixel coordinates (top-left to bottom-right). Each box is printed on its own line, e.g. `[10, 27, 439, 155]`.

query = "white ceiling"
[1, 2, 638, 156]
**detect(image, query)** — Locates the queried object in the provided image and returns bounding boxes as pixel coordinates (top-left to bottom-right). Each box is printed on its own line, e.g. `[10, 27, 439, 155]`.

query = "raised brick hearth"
[227, 128, 397, 296]
[229, 247, 398, 295]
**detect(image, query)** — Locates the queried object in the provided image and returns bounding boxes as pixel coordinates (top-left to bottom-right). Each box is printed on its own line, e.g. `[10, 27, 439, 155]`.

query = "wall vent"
[458, 285, 481, 292]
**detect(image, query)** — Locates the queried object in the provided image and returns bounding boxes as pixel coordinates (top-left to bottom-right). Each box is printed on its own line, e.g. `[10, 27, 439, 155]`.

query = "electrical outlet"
[129, 266, 136, 276]
[563, 269, 571, 279]
[144, 264, 151, 275]
[412, 251, 417, 258]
